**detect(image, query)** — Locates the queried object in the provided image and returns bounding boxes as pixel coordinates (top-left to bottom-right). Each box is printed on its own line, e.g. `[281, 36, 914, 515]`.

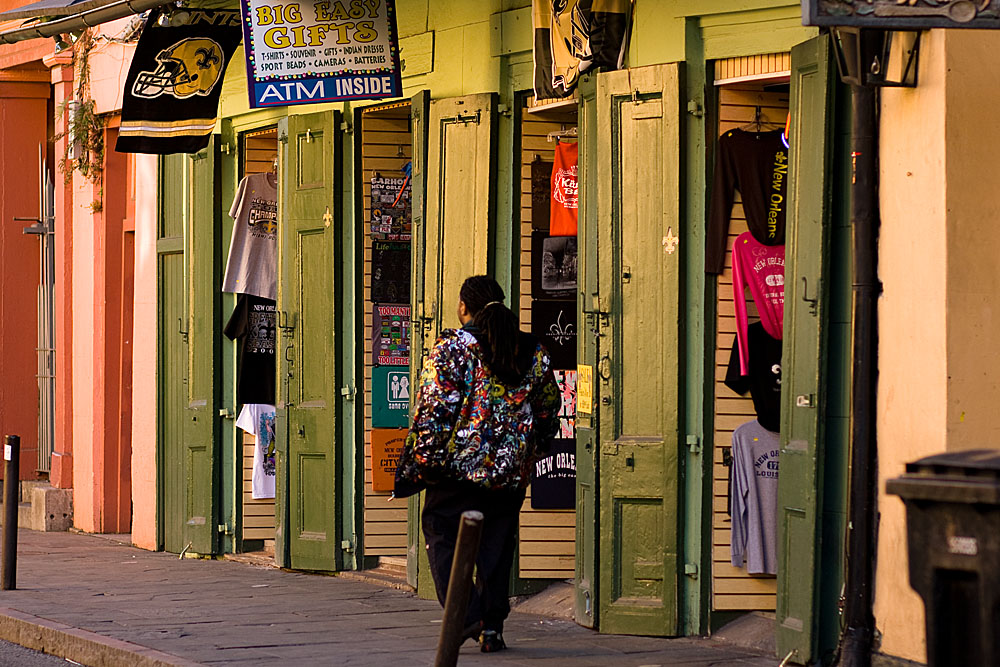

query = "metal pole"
[2, 435, 20, 590]
[839, 81, 879, 667]
[434, 510, 484, 667]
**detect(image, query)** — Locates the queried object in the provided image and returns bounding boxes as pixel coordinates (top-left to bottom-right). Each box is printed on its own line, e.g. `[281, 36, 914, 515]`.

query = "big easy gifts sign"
[240, 0, 402, 107]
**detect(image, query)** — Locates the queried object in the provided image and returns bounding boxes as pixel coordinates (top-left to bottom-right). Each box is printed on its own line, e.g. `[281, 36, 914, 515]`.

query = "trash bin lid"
[886, 449, 1000, 504]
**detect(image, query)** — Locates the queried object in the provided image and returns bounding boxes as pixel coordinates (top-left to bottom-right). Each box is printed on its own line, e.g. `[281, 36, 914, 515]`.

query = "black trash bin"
[886, 449, 1000, 667]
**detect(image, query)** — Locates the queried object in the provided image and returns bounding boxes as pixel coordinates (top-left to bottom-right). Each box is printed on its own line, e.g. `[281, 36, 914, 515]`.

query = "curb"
[0, 607, 203, 667]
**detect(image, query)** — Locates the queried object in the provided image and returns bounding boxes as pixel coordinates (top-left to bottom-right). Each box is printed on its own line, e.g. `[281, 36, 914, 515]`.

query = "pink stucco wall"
[131, 152, 158, 550]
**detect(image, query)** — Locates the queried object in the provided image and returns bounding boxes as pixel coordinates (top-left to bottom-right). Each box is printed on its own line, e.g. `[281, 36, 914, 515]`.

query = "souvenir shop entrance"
[704, 38, 851, 665]
[221, 110, 351, 572]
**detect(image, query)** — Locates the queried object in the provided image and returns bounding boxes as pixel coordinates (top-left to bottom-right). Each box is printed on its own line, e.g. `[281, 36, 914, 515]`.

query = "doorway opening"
[516, 94, 579, 580]
[709, 54, 790, 617]
[358, 101, 413, 570]
[234, 125, 279, 561]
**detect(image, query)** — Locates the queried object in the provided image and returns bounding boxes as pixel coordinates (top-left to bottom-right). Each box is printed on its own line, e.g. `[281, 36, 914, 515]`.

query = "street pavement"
[0, 639, 69, 666]
[0, 530, 776, 666]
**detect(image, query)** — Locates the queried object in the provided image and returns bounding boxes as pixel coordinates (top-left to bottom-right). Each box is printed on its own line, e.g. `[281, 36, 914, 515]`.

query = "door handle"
[178, 317, 188, 340]
[598, 355, 612, 382]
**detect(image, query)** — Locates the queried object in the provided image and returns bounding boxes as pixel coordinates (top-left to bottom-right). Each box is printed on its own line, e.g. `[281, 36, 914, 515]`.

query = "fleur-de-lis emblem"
[195, 46, 220, 70]
[662, 226, 679, 255]
[548, 309, 575, 345]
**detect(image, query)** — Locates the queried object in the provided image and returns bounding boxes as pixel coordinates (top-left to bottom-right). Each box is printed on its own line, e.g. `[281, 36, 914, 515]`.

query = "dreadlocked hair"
[460, 275, 522, 383]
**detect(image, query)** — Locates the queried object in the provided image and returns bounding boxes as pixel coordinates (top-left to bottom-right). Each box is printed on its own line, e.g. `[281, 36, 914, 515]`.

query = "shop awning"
[0, 0, 121, 21]
[0, 0, 168, 44]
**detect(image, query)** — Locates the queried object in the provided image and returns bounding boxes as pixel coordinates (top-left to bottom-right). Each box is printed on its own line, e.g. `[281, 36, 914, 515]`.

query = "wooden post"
[2, 435, 20, 590]
[434, 510, 484, 667]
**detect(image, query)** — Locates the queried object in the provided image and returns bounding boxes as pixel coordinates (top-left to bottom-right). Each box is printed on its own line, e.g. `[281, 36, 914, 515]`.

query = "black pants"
[421, 483, 525, 633]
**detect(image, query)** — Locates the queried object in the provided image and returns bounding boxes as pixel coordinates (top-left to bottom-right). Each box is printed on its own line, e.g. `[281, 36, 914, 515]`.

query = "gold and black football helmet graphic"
[132, 38, 225, 99]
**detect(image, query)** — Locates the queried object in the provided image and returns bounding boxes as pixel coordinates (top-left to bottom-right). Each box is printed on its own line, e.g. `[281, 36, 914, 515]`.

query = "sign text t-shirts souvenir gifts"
[223, 173, 278, 299]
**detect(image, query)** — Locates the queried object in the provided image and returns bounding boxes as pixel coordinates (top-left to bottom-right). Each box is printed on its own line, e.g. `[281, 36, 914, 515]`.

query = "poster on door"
[531, 233, 577, 298]
[531, 299, 577, 370]
[240, 0, 403, 107]
[371, 240, 410, 303]
[372, 303, 410, 366]
[370, 428, 407, 492]
[370, 175, 411, 240]
[372, 366, 410, 427]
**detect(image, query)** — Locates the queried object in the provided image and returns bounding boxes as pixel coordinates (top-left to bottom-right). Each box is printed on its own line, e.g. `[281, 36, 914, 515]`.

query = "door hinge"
[217, 522, 233, 535]
[340, 120, 353, 134]
[684, 563, 699, 578]
[498, 103, 512, 117]
[796, 394, 816, 408]
[687, 99, 704, 117]
[685, 434, 701, 455]
[340, 384, 356, 401]
[219, 407, 234, 419]
[340, 539, 354, 553]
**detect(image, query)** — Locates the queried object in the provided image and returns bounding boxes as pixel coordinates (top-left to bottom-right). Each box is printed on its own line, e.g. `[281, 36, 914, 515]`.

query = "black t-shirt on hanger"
[724, 321, 782, 433]
[707, 128, 788, 274]
[224, 294, 277, 405]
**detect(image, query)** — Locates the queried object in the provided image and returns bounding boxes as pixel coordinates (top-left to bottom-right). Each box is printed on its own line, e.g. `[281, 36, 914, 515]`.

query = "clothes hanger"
[740, 105, 783, 133]
[547, 126, 578, 143]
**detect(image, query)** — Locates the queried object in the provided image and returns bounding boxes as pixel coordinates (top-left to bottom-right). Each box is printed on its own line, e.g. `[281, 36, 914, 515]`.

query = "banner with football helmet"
[116, 8, 242, 154]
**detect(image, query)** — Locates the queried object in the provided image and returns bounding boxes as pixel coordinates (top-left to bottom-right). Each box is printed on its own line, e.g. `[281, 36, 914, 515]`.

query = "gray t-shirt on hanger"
[730, 419, 780, 575]
[223, 172, 278, 299]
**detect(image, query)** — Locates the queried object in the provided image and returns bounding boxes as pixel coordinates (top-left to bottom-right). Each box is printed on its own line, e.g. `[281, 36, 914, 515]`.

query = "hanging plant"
[52, 28, 106, 207]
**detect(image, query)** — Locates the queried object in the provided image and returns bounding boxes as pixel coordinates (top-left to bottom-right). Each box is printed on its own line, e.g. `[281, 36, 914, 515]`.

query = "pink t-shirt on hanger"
[732, 232, 785, 376]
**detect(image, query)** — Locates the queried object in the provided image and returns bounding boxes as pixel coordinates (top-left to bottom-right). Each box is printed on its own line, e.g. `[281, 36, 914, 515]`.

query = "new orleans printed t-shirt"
[236, 403, 276, 499]
[732, 232, 785, 376]
[730, 419, 779, 575]
[725, 322, 782, 432]
[707, 129, 788, 274]
[224, 294, 277, 405]
[223, 173, 277, 299]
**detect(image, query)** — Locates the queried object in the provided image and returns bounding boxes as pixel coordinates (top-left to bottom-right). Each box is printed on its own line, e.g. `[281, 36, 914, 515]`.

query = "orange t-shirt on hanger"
[550, 140, 579, 236]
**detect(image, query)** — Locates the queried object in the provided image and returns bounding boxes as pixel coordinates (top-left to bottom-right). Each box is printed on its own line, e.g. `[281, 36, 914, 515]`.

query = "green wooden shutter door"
[406, 92, 497, 599]
[595, 64, 682, 637]
[575, 73, 600, 628]
[407, 89, 429, 591]
[776, 36, 835, 665]
[419, 93, 497, 348]
[277, 111, 341, 571]
[158, 154, 188, 554]
[183, 139, 221, 555]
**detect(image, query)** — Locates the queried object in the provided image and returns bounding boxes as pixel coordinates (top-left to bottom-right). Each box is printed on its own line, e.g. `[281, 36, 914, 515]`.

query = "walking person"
[394, 275, 561, 653]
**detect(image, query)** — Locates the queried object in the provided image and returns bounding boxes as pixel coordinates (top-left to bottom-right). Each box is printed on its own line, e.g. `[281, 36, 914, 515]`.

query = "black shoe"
[461, 621, 483, 645]
[479, 630, 506, 653]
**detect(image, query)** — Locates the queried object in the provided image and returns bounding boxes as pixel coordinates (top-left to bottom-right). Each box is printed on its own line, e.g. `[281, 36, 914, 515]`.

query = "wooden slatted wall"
[361, 104, 412, 558]
[711, 59, 789, 611]
[241, 128, 278, 543]
[517, 100, 577, 579]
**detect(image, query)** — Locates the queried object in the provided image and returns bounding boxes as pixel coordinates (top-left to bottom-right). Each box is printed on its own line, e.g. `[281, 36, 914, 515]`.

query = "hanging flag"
[550, 140, 578, 236]
[532, 0, 634, 101]
[116, 8, 242, 154]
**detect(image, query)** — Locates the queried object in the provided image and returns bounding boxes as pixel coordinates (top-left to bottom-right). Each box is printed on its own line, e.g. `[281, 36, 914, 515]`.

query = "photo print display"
[531, 233, 578, 299]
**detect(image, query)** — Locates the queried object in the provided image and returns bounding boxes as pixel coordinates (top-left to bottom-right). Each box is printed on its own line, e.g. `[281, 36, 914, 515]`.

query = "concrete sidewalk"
[0, 530, 776, 666]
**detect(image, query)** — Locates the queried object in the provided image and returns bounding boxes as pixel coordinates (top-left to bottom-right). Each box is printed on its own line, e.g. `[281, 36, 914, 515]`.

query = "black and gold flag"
[532, 0, 633, 101]
[116, 8, 242, 154]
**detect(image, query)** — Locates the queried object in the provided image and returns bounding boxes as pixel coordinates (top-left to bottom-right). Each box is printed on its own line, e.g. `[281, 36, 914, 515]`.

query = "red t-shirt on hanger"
[550, 141, 579, 236]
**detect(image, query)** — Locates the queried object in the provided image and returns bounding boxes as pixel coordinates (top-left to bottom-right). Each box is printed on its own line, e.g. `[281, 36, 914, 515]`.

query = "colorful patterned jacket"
[393, 326, 561, 497]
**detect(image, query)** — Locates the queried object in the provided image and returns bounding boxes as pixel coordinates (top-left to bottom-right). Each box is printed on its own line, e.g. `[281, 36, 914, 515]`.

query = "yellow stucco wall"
[876, 28, 1000, 664]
